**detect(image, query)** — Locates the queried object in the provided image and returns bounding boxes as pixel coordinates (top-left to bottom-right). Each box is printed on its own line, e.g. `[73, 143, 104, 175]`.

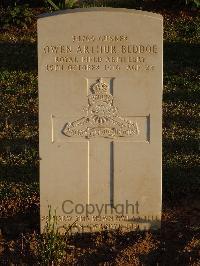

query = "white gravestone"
[38, 8, 163, 233]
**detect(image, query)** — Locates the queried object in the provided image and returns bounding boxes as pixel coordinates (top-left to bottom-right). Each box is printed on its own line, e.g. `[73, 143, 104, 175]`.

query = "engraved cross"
[62, 78, 140, 207]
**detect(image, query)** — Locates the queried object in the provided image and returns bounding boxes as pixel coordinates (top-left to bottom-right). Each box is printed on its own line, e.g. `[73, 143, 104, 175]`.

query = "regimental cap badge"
[62, 78, 139, 139]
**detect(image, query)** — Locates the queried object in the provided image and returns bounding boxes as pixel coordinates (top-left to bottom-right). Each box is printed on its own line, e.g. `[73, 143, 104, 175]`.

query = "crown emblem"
[89, 78, 113, 106]
[91, 78, 109, 94]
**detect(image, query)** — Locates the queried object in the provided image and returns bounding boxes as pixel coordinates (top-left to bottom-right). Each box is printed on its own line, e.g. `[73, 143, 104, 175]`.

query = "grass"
[0, 6, 200, 265]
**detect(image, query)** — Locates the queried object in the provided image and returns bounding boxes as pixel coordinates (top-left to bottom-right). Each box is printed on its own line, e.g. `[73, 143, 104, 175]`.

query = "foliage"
[176, 17, 200, 40]
[0, 3, 33, 29]
[0, 181, 39, 218]
[44, 0, 142, 10]
[143, 0, 200, 8]
[1, 0, 200, 9]
[80, 0, 140, 8]
[164, 15, 200, 43]
[45, 0, 78, 10]
[37, 207, 69, 265]
[186, 0, 200, 8]
[0, 0, 43, 8]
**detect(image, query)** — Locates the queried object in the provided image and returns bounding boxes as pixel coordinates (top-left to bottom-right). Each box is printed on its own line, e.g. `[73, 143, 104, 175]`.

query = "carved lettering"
[44, 45, 72, 54]
[76, 45, 116, 54]
[121, 44, 158, 54]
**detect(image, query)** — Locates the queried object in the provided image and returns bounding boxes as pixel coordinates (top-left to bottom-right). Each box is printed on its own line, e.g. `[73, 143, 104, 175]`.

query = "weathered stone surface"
[38, 8, 163, 233]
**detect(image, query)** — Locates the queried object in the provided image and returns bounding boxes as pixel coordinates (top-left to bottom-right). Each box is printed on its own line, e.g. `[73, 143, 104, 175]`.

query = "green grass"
[0, 8, 199, 265]
[162, 14, 200, 208]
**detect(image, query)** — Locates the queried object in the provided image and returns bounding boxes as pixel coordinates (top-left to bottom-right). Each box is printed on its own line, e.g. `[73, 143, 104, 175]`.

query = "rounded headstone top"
[38, 8, 163, 20]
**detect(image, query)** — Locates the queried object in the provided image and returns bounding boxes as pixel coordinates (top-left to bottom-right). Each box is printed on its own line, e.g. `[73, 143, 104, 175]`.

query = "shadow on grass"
[0, 41, 37, 71]
[163, 87, 200, 103]
[0, 165, 39, 182]
[163, 166, 200, 206]
[68, 230, 160, 265]
[163, 139, 199, 153]
[0, 140, 39, 182]
[0, 205, 40, 265]
[164, 41, 200, 74]
[0, 206, 40, 238]
[160, 217, 199, 265]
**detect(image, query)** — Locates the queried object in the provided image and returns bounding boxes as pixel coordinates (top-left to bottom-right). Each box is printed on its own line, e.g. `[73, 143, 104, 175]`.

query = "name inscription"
[41, 34, 159, 72]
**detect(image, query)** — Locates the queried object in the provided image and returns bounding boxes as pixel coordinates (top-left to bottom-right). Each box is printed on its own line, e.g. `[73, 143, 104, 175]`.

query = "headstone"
[38, 8, 163, 233]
